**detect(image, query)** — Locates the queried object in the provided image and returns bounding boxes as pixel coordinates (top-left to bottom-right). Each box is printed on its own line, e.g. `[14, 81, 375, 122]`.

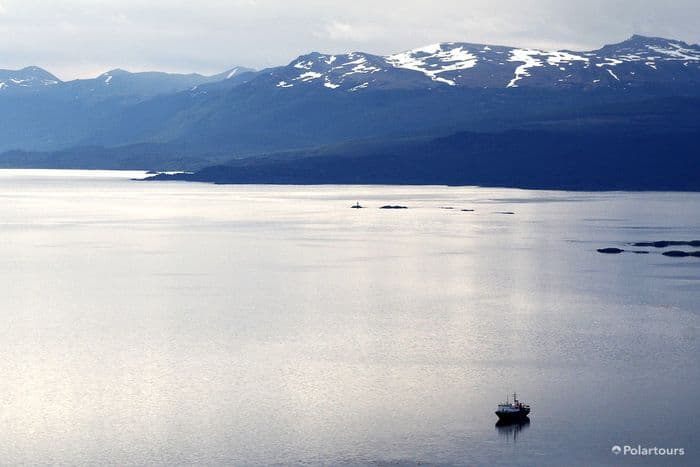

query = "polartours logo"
[612, 445, 685, 456]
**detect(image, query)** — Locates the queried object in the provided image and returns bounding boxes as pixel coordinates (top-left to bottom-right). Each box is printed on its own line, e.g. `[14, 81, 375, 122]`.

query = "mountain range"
[1, 35, 699, 189]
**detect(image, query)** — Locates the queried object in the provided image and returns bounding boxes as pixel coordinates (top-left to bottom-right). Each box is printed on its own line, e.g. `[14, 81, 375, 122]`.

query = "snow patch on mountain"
[349, 82, 369, 92]
[341, 56, 381, 76]
[386, 43, 478, 85]
[294, 60, 314, 70]
[596, 58, 624, 67]
[543, 51, 589, 66]
[648, 43, 700, 61]
[506, 49, 589, 87]
[507, 49, 544, 88]
[296, 71, 323, 82]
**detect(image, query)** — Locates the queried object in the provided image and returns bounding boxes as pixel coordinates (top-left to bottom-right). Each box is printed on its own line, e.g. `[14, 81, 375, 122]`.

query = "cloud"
[320, 21, 374, 42]
[0, 1, 697, 79]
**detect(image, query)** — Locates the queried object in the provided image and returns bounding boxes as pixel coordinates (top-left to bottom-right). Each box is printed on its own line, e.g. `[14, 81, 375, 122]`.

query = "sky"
[0, 0, 698, 80]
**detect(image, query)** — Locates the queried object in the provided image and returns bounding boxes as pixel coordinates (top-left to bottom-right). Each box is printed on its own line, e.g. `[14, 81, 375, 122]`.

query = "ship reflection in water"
[495, 418, 531, 443]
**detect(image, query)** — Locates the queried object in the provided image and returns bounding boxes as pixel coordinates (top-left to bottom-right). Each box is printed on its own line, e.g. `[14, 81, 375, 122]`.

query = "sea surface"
[0, 169, 698, 466]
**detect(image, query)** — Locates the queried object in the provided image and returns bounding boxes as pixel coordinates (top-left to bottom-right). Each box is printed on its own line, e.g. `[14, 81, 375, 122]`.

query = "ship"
[495, 393, 531, 422]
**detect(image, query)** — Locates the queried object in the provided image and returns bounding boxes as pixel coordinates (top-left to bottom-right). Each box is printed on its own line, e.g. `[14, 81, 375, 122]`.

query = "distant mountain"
[209, 66, 258, 82]
[0, 66, 61, 92]
[0, 64, 256, 152]
[0, 35, 698, 191]
[148, 118, 700, 191]
[36, 66, 258, 102]
[0, 65, 256, 99]
[259, 35, 699, 91]
[112, 35, 698, 156]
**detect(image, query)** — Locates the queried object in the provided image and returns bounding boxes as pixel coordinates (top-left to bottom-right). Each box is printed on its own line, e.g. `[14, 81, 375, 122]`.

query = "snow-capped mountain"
[61, 67, 258, 101]
[0, 35, 698, 160]
[0, 66, 256, 101]
[261, 35, 700, 91]
[2, 35, 696, 98]
[0, 66, 61, 91]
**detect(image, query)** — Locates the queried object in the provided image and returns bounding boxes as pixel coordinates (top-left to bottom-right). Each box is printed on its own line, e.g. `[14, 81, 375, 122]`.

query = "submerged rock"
[597, 248, 625, 254]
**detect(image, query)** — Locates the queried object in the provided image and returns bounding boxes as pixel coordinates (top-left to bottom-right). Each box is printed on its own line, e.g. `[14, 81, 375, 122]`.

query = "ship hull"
[495, 409, 530, 422]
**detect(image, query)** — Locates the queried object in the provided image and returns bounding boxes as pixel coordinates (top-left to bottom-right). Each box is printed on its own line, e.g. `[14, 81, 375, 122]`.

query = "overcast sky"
[0, 0, 697, 80]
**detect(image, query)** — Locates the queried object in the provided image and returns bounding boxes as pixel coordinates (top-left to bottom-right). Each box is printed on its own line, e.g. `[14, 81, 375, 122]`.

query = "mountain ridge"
[2, 34, 697, 94]
[0, 34, 698, 189]
[258, 34, 699, 92]
[147, 127, 700, 191]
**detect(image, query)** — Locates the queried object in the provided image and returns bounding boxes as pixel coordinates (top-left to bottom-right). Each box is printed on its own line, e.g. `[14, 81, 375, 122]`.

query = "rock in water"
[632, 240, 700, 248]
[662, 251, 700, 257]
[597, 248, 625, 254]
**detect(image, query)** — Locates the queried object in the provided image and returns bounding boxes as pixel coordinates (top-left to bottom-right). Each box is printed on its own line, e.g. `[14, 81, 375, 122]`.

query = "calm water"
[0, 169, 698, 466]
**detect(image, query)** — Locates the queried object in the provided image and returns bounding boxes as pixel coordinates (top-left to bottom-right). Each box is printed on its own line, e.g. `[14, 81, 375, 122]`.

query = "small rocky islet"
[348, 203, 504, 213]
[597, 248, 625, 254]
[350, 204, 482, 211]
[632, 240, 700, 248]
[663, 251, 700, 258]
[597, 240, 700, 258]
[349, 203, 408, 209]
[441, 207, 477, 212]
[348, 204, 487, 212]
[597, 248, 649, 254]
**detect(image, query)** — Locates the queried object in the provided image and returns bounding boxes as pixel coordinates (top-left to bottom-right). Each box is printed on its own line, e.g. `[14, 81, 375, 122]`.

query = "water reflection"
[496, 418, 531, 443]
[0, 171, 698, 465]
